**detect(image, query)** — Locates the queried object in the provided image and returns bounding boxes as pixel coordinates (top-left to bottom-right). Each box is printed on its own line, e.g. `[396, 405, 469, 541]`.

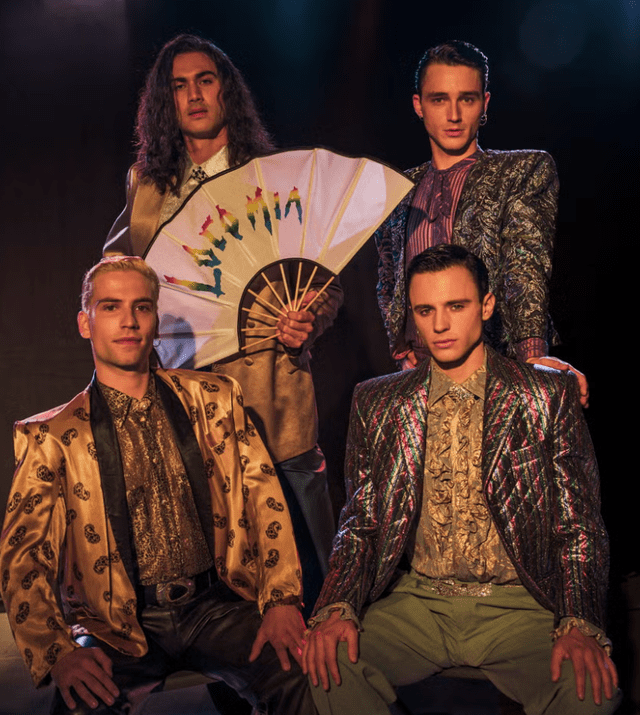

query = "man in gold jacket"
[0, 257, 315, 715]
[104, 32, 341, 616]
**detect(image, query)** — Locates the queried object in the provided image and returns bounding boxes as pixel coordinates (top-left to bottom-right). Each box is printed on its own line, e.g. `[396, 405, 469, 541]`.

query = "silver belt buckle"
[431, 579, 493, 597]
[155, 577, 196, 606]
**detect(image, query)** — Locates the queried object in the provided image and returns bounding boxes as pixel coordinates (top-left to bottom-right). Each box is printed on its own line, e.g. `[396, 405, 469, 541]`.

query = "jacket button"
[244, 357, 254, 366]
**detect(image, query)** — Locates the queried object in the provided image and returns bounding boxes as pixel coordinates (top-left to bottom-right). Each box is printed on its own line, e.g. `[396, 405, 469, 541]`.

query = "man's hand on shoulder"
[526, 356, 589, 408]
[550, 627, 618, 705]
[302, 610, 359, 691]
[276, 291, 317, 350]
[249, 604, 306, 671]
[51, 647, 119, 710]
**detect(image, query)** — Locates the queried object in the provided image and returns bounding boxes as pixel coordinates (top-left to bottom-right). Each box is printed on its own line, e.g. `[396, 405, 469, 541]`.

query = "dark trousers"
[275, 445, 335, 619]
[51, 581, 315, 715]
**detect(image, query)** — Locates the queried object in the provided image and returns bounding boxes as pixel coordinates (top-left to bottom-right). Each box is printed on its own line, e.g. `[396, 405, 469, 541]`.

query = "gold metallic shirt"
[100, 379, 213, 585]
[411, 360, 520, 584]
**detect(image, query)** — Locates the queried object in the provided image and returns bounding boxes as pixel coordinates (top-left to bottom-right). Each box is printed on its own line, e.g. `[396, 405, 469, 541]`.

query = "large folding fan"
[144, 148, 414, 369]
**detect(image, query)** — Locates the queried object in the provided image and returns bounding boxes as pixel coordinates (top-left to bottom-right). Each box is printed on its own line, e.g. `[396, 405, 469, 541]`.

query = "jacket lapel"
[392, 360, 431, 498]
[89, 376, 138, 586]
[482, 348, 520, 483]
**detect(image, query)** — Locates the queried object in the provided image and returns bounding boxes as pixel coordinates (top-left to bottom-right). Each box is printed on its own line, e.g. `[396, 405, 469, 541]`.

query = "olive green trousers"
[311, 572, 620, 715]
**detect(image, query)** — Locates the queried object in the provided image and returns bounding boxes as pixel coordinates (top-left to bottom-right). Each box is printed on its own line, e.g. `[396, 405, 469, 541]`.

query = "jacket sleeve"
[103, 166, 138, 256]
[497, 152, 558, 349]
[0, 424, 78, 687]
[551, 373, 608, 629]
[312, 386, 379, 617]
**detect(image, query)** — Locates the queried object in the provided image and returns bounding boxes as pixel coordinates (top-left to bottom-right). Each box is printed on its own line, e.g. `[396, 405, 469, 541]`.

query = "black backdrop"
[1, 0, 637, 683]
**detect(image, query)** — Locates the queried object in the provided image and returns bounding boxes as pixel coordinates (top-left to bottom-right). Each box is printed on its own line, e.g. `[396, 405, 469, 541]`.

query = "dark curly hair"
[135, 34, 275, 195]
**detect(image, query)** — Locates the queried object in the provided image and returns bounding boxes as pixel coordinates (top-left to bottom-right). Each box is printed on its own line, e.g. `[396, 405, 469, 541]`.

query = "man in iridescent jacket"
[304, 245, 619, 715]
[374, 40, 590, 407]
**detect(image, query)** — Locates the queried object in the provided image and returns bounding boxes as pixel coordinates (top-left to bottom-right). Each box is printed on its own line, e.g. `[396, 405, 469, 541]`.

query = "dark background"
[0, 0, 637, 698]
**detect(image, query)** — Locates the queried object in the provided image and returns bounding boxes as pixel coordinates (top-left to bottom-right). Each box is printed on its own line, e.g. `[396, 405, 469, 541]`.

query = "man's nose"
[188, 81, 202, 101]
[433, 310, 450, 333]
[122, 309, 139, 327]
[448, 101, 461, 122]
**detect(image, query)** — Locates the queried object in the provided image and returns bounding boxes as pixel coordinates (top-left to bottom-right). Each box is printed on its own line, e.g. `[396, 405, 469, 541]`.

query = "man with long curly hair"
[104, 33, 341, 633]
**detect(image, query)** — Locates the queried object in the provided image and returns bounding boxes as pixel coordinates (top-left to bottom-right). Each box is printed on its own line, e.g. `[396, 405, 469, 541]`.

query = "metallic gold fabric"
[100, 380, 213, 585]
[103, 166, 344, 463]
[0, 369, 301, 687]
[412, 363, 519, 584]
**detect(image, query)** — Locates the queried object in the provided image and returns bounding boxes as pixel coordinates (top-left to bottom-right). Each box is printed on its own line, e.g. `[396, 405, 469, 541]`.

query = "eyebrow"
[425, 90, 481, 99]
[412, 298, 472, 309]
[95, 298, 155, 305]
[172, 70, 217, 83]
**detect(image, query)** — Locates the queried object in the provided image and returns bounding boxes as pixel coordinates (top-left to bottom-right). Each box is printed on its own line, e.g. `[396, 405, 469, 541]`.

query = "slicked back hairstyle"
[81, 257, 160, 312]
[415, 40, 489, 95]
[135, 34, 275, 195]
[407, 244, 490, 302]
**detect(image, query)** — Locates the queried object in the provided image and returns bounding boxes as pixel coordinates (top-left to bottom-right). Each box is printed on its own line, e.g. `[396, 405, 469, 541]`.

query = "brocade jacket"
[375, 150, 559, 358]
[1, 369, 301, 687]
[313, 348, 609, 631]
[104, 166, 343, 463]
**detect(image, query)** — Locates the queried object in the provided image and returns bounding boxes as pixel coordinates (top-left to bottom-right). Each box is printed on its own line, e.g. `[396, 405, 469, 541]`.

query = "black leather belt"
[142, 566, 217, 607]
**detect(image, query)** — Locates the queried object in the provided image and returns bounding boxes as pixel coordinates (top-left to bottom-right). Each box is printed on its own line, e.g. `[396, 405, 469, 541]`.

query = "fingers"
[568, 368, 589, 408]
[552, 631, 619, 705]
[248, 631, 266, 663]
[406, 350, 419, 367]
[276, 310, 315, 348]
[52, 648, 119, 710]
[299, 291, 318, 309]
[94, 647, 114, 678]
[346, 627, 359, 664]
[274, 642, 292, 671]
[526, 356, 590, 408]
[308, 629, 334, 690]
[59, 685, 77, 711]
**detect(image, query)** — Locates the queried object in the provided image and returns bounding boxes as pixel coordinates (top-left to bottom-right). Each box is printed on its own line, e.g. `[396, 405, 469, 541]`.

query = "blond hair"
[81, 256, 160, 312]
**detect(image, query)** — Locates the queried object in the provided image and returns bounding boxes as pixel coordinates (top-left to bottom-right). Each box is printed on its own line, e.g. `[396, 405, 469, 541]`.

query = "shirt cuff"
[262, 595, 302, 614]
[307, 602, 361, 630]
[551, 617, 612, 656]
[515, 337, 548, 362]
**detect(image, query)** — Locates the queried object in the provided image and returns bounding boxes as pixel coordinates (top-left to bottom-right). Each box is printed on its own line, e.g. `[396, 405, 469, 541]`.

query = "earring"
[479, 114, 488, 126]
[153, 338, 161, 347]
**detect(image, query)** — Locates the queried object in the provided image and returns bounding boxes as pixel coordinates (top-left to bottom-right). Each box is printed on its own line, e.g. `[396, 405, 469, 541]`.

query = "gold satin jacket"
[1, 369, 301, 687]
[103, 166, 343, 463]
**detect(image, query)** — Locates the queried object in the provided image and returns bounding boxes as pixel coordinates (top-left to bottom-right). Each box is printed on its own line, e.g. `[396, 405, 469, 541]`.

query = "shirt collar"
[99, 378, 157, 427]
[429, 148, 482, 176]
[428, 354, 487, 405]
[183, 145, 230, 183]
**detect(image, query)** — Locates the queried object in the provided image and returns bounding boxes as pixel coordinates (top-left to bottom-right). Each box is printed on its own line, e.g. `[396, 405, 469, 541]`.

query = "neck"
[184, 130, 228, 166]
[435, 341, 485, 384]
[430, 141, 478, 170]
[96, 366, 151, 400]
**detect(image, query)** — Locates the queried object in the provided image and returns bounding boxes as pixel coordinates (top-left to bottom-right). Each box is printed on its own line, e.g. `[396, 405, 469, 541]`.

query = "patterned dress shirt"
[100, 380, 213, 585]
[411, 361, 519, 584]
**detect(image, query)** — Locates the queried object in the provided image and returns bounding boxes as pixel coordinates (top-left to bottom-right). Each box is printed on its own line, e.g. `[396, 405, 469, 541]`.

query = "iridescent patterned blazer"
[313, 348, 609, 631]
[375, 150, 559, 358]
[0, 369, 301, 687]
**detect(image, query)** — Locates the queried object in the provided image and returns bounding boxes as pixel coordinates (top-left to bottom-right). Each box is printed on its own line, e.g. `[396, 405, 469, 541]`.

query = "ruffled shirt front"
[411, 361, 520, 584]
